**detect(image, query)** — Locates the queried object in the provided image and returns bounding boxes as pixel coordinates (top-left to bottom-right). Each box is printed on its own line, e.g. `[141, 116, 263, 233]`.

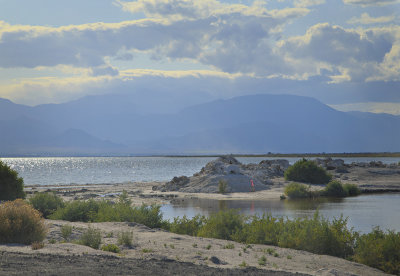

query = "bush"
[168, 214, 206, 236]
[50, 199, 166, 229]
[78, 226, 102, 249]
[354, 227, 400, 275]
[218, 180, 228, 194]
[101, 244, 120, 253]
[29, 192, 64, 218]
[49, 199, 102, 222]
[117, 231, 134, 247]
[0, 160, 25, 200]
[284, 183, 311, 199]
[0, 199, 46, 244]
[322, 180, 348, 197]
[197, 209, 245, 240]
[343, 184, 361, 196]
[61, 224, 73, 241]
[284, 159, 332, 184]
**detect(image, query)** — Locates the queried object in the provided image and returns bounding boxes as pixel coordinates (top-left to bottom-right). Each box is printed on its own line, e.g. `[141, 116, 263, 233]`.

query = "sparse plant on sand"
[61, 224, 73, 241]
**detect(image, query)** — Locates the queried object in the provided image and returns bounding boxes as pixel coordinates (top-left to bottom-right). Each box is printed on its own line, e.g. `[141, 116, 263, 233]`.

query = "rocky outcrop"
[155, 156, 289, 193]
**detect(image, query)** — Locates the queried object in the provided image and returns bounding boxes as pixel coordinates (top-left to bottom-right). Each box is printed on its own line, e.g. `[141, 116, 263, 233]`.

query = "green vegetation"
[284, 182, 312, 198]
[78, 226, 102, 249]
[353, 227, 400, 275]
[343, 183, 361, 196]
[0, 199, 46, 244]
[61, 224, 73, 241]
[285, 181, 361, 199]
[197, 209, 243, 240]
[50, 195, 166, 229]
[101, 244, 120, 253]
[117, 231, 134, 247]
[29, 192, 65, 218]
[218, 179, 228, 194]
[239, 261, 247, 267]
[0, 160, 25, 200]
[284, 158, 332, 184]
[142, 248, 154, 253]
[258, 255, 267, 266]
[167, 214, 206, 236]
[223, 243, 235, 249]
[322, 180, 347, 197]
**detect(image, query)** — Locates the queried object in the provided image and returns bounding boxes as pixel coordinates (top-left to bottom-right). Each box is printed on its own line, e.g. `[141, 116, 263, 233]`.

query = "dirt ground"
[0, 220, 388, 276]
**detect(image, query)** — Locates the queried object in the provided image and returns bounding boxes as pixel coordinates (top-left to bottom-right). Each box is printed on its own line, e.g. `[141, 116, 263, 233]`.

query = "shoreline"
[3, 152, 400, 158]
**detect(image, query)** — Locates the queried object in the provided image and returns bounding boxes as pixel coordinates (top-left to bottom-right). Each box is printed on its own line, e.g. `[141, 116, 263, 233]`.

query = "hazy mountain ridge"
[0, 94, 399, 155]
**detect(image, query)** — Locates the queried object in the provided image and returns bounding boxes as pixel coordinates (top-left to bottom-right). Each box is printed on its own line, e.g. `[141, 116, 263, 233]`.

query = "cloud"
[280, 23, 399, 81]
[330, 102, 400, 115]
[0, 0, 306, 76]
[343, 0, 400, 6]
[347, 13, 396, 24]
[294, 0, 326, 8]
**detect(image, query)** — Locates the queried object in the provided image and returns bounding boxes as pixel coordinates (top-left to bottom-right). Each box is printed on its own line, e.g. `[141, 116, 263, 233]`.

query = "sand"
[0, 219, 388, 276]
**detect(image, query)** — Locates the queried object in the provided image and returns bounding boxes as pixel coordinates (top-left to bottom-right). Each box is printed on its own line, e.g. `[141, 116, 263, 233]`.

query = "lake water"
[2, 156, 400, 186]
[161, 193, 400, 233]
[1, 156, 400, 233]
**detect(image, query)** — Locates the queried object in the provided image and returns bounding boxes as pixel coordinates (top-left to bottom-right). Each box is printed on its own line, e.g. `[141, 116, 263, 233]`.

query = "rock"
[209, 256, 222, 264]
[158, 156, 291, 193]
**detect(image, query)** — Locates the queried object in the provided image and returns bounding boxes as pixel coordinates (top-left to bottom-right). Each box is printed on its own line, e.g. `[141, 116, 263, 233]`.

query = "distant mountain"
[0, 94, 399, 155]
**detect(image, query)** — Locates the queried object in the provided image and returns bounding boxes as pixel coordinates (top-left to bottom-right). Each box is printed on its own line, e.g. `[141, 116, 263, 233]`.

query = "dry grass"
[0, 199, 46, 244]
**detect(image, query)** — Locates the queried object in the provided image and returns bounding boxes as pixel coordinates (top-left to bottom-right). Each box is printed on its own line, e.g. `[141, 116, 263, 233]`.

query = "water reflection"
[161, 193, 400, 233]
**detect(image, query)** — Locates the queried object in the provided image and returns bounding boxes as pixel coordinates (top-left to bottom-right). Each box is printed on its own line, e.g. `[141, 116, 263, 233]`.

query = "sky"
[0, 0, 399, 114]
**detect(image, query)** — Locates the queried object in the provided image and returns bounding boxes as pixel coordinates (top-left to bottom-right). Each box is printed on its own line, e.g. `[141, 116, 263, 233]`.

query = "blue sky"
[0, 0, 399, 114]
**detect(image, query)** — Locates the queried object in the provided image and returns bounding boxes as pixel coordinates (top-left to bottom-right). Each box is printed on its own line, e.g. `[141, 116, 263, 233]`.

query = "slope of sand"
[0, 220, 388, 276]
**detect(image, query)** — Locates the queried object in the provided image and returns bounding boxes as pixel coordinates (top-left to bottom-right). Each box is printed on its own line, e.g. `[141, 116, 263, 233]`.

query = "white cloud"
[0, 1, 305, 77]
[347, 13, 396, 24]
[343, 0, 400, 6]
[280, 23, 400, 81]
[294, 0, 325, 8]
[330, 102, 400, 115]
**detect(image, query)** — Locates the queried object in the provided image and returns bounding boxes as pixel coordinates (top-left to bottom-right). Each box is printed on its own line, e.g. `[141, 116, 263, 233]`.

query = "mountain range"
[1, 93, 399, 156]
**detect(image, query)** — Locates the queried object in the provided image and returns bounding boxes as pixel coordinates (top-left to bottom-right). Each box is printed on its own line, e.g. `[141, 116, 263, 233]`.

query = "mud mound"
[155, 156, 289, 193]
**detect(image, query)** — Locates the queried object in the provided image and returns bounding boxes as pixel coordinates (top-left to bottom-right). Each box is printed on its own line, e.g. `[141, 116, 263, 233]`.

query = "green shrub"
[49, 199, 102, 222]
[61, 224, 73, 241]
[78, 226, 102, 249]
[258, 255, 267, 266]
[284, 183, 312, 199]
[322, 180, 348, 197]
[101, 244, 120, 253]
[0, 199, 46, 244]
[284, 159, 332, 184]
[168, 214, 206, 236]
[29, 192, 64, 218]
[0, 160, 25, 200]
[343, 184, 361, 196]
[218, 179, 228, 194]
[354, 227, 400, 275]
[197, 209, 245, 240]
[117, 231, 134, 247]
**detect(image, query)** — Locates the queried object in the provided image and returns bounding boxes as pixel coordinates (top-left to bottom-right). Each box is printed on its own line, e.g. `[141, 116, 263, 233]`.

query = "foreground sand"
[0, 220, 387, 276]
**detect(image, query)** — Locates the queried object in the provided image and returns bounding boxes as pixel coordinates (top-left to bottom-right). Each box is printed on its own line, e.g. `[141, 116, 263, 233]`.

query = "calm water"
[161, 193, 400, 233]
[2, 156, 400, 186]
